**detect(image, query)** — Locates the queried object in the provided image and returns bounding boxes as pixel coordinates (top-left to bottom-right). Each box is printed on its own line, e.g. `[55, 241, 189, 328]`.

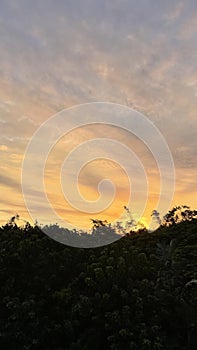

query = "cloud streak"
[0, 0, 196, 227]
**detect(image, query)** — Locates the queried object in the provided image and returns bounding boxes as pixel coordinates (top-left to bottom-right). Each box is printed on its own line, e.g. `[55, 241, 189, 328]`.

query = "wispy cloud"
[0, 0, 196, 227]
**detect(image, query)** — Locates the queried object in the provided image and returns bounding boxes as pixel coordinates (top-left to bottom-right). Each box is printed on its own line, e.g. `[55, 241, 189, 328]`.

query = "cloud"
[0, 173, 21, 191]
[0, 145, 8, 151]
[163, 1, 185, 21]
[0, 0, 196, 227]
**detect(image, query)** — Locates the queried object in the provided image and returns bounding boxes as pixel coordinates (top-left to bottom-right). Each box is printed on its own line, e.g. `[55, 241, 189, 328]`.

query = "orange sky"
[0, 0, 196, 231]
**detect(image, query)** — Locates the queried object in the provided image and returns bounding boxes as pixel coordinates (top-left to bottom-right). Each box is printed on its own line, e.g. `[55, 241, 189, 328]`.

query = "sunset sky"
[0, 0, 196, 230]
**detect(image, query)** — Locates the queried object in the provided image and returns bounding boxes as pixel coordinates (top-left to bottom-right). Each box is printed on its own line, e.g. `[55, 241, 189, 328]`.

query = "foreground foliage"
[0, 216, 197, 349]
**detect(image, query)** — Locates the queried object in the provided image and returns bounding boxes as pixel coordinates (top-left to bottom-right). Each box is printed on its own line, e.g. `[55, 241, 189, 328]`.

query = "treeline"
[0, 207, 196, 349]
[5, 205, 197, 248]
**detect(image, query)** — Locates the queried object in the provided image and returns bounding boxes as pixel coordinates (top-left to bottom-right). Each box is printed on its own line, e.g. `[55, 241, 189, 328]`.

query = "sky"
[0, 0, 196, 230]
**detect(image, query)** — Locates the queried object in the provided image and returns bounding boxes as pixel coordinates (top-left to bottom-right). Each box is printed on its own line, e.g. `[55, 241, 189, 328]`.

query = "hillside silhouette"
[0, 206, 196, 349]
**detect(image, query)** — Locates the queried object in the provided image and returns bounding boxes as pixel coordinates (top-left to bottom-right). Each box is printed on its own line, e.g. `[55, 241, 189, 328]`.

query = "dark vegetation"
[0, 206, 197, 349]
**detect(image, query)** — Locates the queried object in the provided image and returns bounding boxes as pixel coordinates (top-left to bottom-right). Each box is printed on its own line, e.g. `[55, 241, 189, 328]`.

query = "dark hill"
[0, 219, 196, 349]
